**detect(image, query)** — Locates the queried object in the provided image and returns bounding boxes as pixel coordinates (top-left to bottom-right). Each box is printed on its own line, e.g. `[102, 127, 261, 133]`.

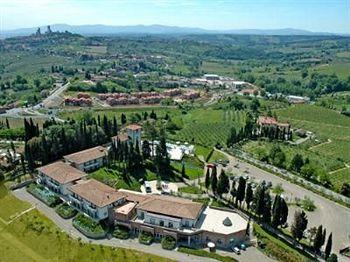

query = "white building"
[37, 161, 87, 195]
[64, 146, 108, 172]
[69, 179, 125, 221]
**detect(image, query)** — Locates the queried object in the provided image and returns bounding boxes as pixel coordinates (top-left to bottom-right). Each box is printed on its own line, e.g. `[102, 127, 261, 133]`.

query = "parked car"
[232, 246, 241, 254]
[240, 244, 246, 250]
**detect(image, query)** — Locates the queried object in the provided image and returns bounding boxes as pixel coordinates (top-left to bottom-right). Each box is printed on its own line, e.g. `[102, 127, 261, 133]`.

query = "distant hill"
[0, 24, 339, 38]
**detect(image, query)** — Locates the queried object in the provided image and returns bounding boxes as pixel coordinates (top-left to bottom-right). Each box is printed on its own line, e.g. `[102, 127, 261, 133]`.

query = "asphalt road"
[220, 150, 350, 260]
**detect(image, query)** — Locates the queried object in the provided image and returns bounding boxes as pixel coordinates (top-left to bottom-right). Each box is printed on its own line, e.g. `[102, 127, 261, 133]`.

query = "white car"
[232, 246, 241, 254]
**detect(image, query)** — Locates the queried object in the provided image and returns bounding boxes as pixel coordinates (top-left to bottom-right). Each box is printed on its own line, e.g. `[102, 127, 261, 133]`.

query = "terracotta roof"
[137, 195, 204, 220]
[112, 133, 129, 142]
[37, 161, 86, 184]
[258, 116, 278, 125]
[114, 202, 137, 215]
[64, 146, 108, 165]
[126, 124, 142, 131]
[69, 179, 124, 207]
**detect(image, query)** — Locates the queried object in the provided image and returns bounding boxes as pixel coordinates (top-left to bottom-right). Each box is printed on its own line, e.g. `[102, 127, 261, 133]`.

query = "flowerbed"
[27, 183, 62, 207]
[55, 203, 77, 219]
[73, 213, 106, 239]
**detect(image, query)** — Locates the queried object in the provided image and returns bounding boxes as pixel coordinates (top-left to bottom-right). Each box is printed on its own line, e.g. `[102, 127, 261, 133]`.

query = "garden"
[161, 236, 176, 250]
[113, 225, 130, 239]
[139, 231, 154, 245]
[73, 213, 106, 239]
[55, 203, 78, 219]
[178, 246, 238, 262]
[26, 183, 62, 207]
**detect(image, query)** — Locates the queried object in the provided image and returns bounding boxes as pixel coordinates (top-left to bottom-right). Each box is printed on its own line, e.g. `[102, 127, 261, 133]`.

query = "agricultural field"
[329, 167, 350, 191]
[171, 108, 246, 147]
[242, 140, 344, 172]
[273, 104, 350, 189]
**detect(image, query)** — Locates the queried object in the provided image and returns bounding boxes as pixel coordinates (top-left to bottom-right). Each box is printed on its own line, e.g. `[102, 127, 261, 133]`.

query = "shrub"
[161, 236, 176, 250]
[73, 213, 106, 238]
[139, 231, 154, 245]
[55, 203, 77, 219]
[113, 225, 130, 239]
[27, 183, 62, 207]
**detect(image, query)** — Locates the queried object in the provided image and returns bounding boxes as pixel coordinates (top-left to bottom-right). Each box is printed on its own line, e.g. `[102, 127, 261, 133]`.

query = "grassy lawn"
[253, 224, 313, 262]
[194, 145, 212, 161]
[0, 209, 171, 262]
[330, 167, 350, 190]
[208, 150, 228, 163]
[179, 185, 203, 194]
[171, 156, 204, 180]
[201, 61, 236, 76]
[178, 246, 238, 262]
[0, 182, 31, 222]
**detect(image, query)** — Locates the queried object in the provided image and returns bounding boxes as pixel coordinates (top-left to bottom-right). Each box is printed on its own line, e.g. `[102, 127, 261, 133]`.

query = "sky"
[0, 0, 349, 33]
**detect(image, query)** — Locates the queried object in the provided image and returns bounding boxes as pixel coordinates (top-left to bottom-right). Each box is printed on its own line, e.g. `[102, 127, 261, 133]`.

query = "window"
[150, 218, 155, 224]
[168, 222, 173, 228]
[217, 239, 222, 244]
[185, 221, 189, 227]
[160, 220, 164, 227]
[140, 212, 144, 219]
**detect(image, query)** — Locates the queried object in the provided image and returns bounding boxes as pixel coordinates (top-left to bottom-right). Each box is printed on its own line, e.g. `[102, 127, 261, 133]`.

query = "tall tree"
[217, 170, 229, 196]
[290, 153, 304, 172]
[291, 210, 308, 242]
[325, 233, 332, 260]
[236, 176, 246, 206]
[205, 168, 210, 189]
[141, 140, 151, 160]
[313, 225, 324, 253]
[245, 183, 253, 210]
[181, 163, 186, 179]
[211, 166, 218, 194]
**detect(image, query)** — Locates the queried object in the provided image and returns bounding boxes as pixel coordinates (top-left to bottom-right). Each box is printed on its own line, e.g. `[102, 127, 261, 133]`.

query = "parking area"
[140, 180, 179, 194]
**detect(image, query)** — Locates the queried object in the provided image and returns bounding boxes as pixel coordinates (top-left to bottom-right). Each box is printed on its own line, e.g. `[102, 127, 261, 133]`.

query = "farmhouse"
[256, 116, 291, 140]
[37, 161, 87, 195]
[63, 146, 108, 172]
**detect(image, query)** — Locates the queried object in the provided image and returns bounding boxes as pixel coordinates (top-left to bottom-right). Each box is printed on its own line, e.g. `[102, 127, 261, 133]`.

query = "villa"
[63, 146, 108, 172]
[37, 161, 87, 195]
[68, 179, 125, 221]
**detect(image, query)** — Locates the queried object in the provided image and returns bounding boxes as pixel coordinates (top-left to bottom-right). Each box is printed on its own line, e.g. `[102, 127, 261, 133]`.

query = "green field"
[313, 62, 350, 79]
[201, 61, 236, 76]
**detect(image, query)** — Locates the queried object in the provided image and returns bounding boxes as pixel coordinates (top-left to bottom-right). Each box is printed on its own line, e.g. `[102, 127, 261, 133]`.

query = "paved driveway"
[220, 150, 350, 260]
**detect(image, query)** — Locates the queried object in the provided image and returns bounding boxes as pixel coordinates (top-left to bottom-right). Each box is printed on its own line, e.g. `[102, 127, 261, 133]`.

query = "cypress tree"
[291, 210, 308, 242]
[211, 166, 218, 194]
[217, 170, 229, 196]
[205, 168, 210, 189]
[245, 183, 253, 209]
[325, 233, 332, 260]
[181, 163, 186, 179]
[236, 176, 246, 206]
[313, 225, 324, 253]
